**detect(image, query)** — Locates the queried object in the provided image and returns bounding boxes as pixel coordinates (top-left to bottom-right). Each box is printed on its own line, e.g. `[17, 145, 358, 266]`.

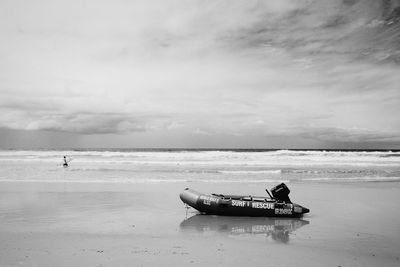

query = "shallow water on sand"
[0, 182, 400, 266]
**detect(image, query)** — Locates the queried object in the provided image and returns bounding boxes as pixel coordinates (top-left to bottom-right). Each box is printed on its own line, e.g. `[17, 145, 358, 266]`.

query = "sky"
[0, 0, 400, 149]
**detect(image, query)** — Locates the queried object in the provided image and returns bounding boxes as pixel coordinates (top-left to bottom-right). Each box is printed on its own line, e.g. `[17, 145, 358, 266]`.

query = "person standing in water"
[63, 156, 69, 167]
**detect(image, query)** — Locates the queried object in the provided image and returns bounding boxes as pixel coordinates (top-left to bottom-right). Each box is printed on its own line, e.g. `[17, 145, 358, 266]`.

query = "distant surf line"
[1, 177, 399, 184]
[2, 148, 399, 153]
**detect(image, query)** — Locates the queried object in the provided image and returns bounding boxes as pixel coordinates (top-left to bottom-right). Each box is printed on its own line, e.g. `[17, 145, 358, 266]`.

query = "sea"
[0, 149, 399, 184]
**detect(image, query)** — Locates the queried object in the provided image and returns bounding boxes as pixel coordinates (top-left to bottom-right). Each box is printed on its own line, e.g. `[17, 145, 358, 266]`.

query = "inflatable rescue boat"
[180, 183, 309, 217]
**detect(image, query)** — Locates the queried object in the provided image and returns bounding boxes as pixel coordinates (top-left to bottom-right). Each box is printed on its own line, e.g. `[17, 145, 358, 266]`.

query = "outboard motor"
[271, 183, 291, 203]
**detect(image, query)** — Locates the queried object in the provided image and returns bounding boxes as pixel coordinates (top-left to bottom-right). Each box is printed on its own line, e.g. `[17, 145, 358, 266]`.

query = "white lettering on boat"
[275, 208, 292, 215]
[252, 202, 274, 209]
[231, 200, 246, 207]
[200, 196, 219, 206]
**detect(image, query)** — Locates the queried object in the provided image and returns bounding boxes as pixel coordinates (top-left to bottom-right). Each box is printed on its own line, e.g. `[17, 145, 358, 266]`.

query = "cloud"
[0, 109, 153, 134]
[296, 126, 400, 143]
[0, 0, 399, 147]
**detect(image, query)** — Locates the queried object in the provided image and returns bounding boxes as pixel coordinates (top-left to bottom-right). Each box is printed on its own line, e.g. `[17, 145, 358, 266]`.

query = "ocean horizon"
[2, 148, 400, 152]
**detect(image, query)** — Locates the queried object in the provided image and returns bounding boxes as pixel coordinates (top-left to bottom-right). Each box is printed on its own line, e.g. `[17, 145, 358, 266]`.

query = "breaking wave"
[1, 149, 400, 184]
[0, 178, 289, 184]
[218, 170, 281, 174]
[302, 177, 400, 182]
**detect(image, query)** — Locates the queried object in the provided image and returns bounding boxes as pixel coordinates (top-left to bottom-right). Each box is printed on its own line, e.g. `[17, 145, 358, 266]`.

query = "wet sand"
[0, 181, 400, 266]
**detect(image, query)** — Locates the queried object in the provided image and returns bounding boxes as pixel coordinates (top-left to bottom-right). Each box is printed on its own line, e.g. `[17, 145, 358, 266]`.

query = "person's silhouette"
[63, 156, 68, 167]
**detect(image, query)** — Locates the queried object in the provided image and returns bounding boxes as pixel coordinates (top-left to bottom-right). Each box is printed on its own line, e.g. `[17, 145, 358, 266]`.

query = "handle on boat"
[265, 189, 274, 199]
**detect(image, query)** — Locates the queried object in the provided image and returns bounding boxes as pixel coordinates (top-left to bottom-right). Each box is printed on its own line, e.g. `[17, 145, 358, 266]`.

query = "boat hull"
[180, 188, 309, 217]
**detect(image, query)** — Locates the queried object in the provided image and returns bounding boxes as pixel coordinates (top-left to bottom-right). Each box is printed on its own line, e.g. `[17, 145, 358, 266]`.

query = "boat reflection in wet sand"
[180, 183, 310, 217]
[180, 215, 309, 243]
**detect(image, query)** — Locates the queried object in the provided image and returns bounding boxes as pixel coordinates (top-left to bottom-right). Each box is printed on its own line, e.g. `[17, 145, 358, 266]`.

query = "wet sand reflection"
[180, 214, 309, 243]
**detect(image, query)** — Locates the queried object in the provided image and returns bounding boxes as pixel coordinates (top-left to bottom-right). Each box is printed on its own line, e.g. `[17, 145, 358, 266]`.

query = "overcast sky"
[0, 0, 400, 149]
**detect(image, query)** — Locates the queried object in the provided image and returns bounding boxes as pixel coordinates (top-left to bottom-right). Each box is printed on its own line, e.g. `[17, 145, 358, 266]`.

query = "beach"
[2, 0, 400, 265]
[1, 150, 400, 266]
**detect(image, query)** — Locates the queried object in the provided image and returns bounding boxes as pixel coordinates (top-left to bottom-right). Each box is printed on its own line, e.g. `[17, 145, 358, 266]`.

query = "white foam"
[218, 170, 281, 174]
[302, 177, 400, 182]
[1, 150, 399, 167]
[0, 178, 288, 184]
[1, 150, 400, 184]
